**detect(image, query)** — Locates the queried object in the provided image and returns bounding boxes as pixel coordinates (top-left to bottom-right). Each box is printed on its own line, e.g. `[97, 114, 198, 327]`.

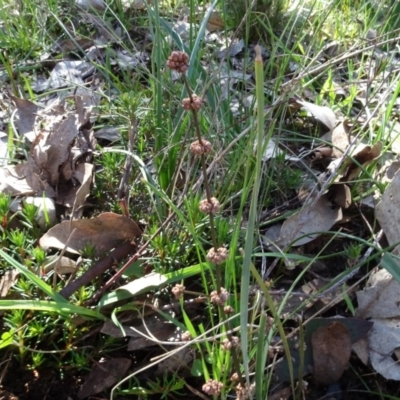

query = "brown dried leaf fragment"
[311, 321, 351, 385]
[39, 212, 142, 256]
[276, 194, 342, 248]
[331, 119, 351, 158]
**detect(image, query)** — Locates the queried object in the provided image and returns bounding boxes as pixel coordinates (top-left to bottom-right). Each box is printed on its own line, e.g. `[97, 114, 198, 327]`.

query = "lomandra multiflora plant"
[167, 51, 254, 399]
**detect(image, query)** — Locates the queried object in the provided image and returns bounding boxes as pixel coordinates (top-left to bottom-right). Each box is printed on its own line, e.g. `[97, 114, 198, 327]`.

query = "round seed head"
[171, 283, 185, 300]
[210, 287, 229, 306]
[202, 379, 223, 396]
[166, 51, 189, 73]
[182, 95, 203, 111]
[206, 247, 228, 265]
[190, 139, 212, 156]
[199, 197, 220, 214]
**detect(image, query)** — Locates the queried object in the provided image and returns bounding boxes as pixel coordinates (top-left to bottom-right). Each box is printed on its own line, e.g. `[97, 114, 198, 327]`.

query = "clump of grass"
[225, 0, 286, 41]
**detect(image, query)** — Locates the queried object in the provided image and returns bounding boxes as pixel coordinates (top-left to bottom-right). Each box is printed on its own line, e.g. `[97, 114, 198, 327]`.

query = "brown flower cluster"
[190, 139, 212, 156]
[199, 197, 220, 214]
[206, 247, 228, 264]
[210, 287, 229, 306]
[202, 379, 223, 396]
[231, 372, 240, 382]
[166, 51, 189, 73]
[224, 305, 234, 314]
[182, 95, 203, 111]
[171, 283, 185, 300]
[221, 336, 240, 351]
[235, 382, 256, 400]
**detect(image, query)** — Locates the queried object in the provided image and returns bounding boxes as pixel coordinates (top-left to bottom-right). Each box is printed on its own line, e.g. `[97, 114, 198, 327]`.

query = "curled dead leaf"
[328, 184, 351, 209]
[297, 100, 337, 131]
[342, 141, 382, 182]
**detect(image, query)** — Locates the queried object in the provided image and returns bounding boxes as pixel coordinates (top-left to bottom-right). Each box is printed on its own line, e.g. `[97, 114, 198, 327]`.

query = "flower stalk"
[167, 51, 245, 391]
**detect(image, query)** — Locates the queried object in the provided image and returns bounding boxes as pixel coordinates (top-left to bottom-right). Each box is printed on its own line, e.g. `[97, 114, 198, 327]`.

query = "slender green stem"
[240, 45, 265, 383]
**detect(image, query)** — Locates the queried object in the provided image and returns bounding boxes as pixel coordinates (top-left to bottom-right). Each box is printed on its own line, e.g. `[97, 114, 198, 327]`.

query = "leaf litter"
[349, 165, 400, 381]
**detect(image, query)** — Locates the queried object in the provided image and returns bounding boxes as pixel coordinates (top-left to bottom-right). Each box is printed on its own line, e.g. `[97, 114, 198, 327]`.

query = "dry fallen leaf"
[274, 318, 373, 384]
[0, 164, 35, 196]
[342, 141, 382, 182]
[39, 212, 142, 256]
[311, 321, 352, 385]
[355, 269, 400, 380]
[328, 183, 351, 209]
[44, 256, 78, 275]
[207, 11, 225, 32]
[33, 60, 94, 92]
[22, 105, 83, 197]
[356, 269, 400, 319]
[375, 168, 400, 255]
[77, 357, 131, 399]
[297, 100, 337, 131]
[10, 95, 39, 142]
[367, 319, 400, 380]
[58, 163, 94, 218]
[352, 337, 369, 365]
[276, 194, 342, 248]
[8, 97, 97, 215]
[331, 119, 351, 158]
[0, 270, 19, 298]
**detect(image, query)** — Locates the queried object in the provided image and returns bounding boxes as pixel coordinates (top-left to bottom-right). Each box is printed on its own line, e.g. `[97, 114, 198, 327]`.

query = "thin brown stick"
[59, 241, 136, 299]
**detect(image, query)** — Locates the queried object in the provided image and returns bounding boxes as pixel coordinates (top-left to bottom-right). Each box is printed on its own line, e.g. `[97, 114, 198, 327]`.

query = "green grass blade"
[187, 0, 218, 80]
[0, 299, 106, 320]
[240, 45, 265, 382]
[381, 253, 400, 284]
[0, 249, 67, 303]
